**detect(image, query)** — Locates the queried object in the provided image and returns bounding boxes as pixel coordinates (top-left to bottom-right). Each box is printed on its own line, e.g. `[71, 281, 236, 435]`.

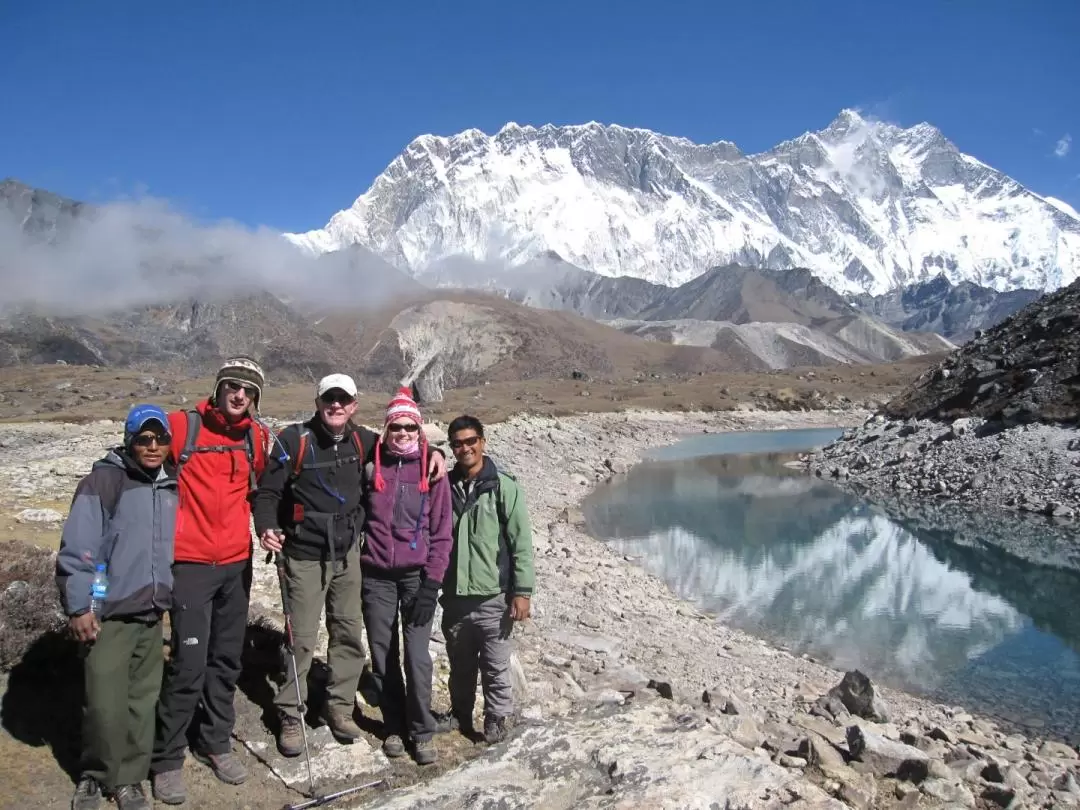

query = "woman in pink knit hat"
[359, 387, 453, 766]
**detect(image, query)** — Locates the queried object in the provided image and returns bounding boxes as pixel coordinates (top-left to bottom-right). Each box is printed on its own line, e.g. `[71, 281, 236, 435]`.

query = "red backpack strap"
[291, 429, 310, 479]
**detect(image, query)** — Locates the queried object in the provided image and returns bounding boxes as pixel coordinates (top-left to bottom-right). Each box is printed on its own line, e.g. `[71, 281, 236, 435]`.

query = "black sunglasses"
[387, 423, 420, 433]
[450, 436, 481, 450]
[320, 391, 355, 406]
[133, 433, 172, 447]
[222, 380, 258, 397]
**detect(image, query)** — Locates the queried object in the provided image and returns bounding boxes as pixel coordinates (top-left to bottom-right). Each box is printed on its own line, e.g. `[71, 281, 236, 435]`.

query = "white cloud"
[0, 194, 401, 314]
[1055, 134, 1072, 158]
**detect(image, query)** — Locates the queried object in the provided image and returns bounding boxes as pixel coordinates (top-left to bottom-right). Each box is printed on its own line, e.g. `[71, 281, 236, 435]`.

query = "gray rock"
[702, 685, 751, 716]
[1039, 740, 1079, 759]
[823, 670, 890, 722]
[366, 702, 846, 809]
[920, 777, 977, 808]
[846, 725, 929, 780]
[980, 784, 1016, 808]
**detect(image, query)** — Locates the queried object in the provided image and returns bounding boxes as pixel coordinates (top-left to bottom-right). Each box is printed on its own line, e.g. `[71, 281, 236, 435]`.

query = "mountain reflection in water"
[584, 447, 1080, 739]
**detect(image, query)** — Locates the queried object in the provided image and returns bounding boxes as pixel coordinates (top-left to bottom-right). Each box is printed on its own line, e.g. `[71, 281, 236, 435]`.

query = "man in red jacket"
[151, 357, 270, 806]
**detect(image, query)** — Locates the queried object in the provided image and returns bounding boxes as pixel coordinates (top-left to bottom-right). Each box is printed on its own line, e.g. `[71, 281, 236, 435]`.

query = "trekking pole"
[282, 778, 388, 810]
[273, 551, 317, 799]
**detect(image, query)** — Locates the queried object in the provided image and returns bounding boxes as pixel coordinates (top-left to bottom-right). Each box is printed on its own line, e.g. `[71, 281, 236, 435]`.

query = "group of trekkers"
[55, 357, 536, 810]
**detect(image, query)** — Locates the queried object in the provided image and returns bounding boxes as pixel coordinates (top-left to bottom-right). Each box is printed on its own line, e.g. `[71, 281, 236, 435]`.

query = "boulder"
[846, 725, 929, 781]
[365, 701, 845, 809]
[819, 670, 889, 723]
[0, 541, 67, 671]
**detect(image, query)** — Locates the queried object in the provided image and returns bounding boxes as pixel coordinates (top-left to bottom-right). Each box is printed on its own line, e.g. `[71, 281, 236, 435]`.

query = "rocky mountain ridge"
[852, 276, 1042, 343]
[803, 279, 1080, 536]
[285, 110, 1080, 296]
[0, 181, 956, 387]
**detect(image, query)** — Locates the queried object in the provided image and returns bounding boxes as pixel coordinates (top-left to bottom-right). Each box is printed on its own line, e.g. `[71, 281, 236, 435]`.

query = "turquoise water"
[584, 428, 1080, 742]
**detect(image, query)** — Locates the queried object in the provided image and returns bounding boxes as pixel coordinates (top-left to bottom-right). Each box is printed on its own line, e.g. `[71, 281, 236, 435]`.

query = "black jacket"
[253, 419, 379, 563]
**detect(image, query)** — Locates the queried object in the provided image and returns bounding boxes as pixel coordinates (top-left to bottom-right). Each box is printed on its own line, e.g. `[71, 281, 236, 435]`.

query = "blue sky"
[2, 0, 1077, 230]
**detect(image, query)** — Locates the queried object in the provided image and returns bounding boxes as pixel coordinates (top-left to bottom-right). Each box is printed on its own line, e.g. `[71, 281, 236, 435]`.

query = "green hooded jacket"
[446, 457, 534, 598]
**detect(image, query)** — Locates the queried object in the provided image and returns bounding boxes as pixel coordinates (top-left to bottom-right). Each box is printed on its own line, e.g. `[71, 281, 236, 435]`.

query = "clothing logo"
[182, 637, 200, 646]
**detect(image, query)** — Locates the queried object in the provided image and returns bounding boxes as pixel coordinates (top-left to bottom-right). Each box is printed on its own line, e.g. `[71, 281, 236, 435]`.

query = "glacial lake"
[583, 428, 1080, 741]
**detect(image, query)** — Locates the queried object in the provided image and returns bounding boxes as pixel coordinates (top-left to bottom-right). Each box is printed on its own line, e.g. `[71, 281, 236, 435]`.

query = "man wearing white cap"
[252, 373, 446, 756]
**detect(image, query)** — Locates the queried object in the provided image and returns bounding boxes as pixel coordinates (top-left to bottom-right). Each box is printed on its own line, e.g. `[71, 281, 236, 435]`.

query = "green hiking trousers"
[80, 615, 164, 790]
[274, 543, 367, 720]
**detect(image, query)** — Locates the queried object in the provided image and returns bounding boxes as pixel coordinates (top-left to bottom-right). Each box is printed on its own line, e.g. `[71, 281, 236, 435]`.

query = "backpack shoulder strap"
[174, 410, 202, 477]
[97, 464, 126, 521]
[290, 427, 312, 479]
[244, 423, 260, 491]
[494, 472, 511, 532]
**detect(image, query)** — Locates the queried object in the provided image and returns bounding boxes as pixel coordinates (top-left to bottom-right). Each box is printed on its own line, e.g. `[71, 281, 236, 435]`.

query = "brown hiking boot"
[150, 770, 185, 806]
[192, 750, 248, 785]
[382, 734, 406, 758]
[277, 714, 304, 758]
[322, 703, 362, 741]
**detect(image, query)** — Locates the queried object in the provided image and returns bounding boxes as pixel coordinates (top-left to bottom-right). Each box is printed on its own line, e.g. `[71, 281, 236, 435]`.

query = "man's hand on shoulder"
[428, 451, 447, 482]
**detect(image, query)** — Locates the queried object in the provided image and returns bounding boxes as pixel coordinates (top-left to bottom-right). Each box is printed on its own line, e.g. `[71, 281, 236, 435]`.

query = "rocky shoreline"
[350, 409, 1078, 808]
[2, 409, 1079, 808]
[803, 414, 1080, 569]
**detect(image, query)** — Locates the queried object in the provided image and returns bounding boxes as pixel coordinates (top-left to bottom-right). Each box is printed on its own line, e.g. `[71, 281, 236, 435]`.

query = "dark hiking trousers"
[361, 566, 436, 741]
[441, 594, 514, 722]
[274, 543, 366, 720]
[151, 559, 251, 774]
[81, 616, 164, 790]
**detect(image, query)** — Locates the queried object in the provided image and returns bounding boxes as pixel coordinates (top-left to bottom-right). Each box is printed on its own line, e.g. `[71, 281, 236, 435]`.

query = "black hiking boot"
[412, 736, 437, 765]
[433, 709, 474, 736]
[71, 775, 102, 810]
[484, 714, 510, 744]
[113, 783, 151, 810]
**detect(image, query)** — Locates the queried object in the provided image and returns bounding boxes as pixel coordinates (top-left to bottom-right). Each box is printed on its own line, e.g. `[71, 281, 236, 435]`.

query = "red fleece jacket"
[168, 401, 269, 565]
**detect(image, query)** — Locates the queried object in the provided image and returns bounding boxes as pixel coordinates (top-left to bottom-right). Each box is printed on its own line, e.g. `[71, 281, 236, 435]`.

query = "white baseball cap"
[317, 373, 358, 399]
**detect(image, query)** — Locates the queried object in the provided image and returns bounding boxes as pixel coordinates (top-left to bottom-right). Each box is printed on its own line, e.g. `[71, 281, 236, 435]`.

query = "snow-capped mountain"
[285, 110, 1080, 296]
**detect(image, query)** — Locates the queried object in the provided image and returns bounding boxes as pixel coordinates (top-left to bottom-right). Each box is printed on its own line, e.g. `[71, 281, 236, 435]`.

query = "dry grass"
[0, 357, 938, 427]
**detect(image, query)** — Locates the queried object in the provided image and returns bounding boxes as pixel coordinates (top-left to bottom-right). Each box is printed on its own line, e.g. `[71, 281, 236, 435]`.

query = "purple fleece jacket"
[361, 446, 453, 583]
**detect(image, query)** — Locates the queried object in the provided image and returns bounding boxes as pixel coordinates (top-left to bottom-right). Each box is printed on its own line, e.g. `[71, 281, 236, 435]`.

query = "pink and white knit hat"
[385, 386, 422, 426]
[375, 387, 428, 493]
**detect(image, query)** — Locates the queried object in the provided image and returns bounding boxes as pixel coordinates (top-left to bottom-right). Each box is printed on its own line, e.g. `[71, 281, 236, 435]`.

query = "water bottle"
[90, 563, 108, 616]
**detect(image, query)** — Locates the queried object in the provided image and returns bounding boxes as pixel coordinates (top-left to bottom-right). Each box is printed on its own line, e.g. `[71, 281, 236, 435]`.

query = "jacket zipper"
[391, 457, 401, 569]
[151, 482, 159, 609]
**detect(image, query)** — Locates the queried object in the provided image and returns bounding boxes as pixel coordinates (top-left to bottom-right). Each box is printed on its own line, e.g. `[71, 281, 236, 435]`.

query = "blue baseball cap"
[124, 404, 170, 444]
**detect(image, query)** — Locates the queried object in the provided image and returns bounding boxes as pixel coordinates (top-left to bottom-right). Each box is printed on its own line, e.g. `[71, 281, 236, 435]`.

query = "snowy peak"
[286, 113, 1080, 296]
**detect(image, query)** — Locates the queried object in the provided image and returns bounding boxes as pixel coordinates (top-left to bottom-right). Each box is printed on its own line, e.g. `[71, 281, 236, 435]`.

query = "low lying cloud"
[0, 190, 407, 316]
[1055, 134, 1072, 158]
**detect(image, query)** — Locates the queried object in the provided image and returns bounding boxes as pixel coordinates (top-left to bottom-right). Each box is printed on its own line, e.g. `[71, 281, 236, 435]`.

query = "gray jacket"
[56, 449, 177, 619]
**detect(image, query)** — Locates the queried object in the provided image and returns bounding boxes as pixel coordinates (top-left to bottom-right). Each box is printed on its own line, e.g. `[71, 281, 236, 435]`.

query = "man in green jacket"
[438, 415, 534, 744]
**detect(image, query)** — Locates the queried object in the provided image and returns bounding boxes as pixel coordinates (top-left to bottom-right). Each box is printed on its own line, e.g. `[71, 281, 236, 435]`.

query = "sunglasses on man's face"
[320, 391, 355, 406]
[222, 381, 258, 398]
[133, 433, 172, 448]
[450, 435, 481, 450]
[387, 423, 420, 434]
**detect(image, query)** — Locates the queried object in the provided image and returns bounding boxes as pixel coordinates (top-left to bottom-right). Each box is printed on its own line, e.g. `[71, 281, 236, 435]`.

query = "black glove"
[408, 578, 441, 627]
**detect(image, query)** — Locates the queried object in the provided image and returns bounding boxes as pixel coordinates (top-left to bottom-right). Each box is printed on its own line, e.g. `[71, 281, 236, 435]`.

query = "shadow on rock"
[0, 630, 84, 782]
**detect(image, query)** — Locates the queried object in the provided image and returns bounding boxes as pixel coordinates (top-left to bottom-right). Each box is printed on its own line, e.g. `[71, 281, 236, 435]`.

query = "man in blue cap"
[57, 404, 179, 810]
